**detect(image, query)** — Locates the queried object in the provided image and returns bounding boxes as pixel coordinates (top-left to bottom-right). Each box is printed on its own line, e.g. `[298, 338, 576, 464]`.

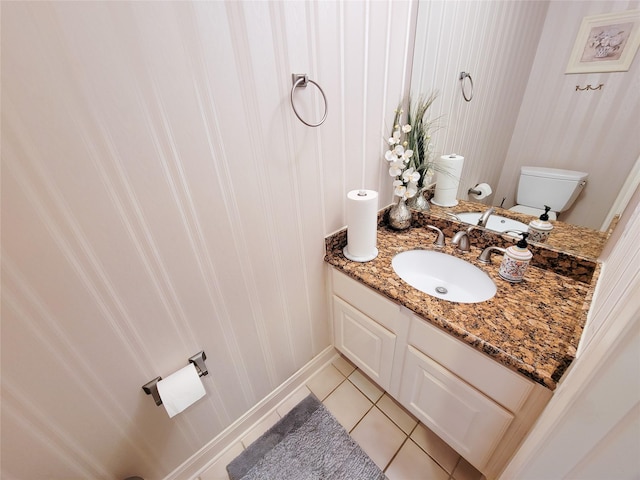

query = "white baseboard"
[164, 346, 339, 480]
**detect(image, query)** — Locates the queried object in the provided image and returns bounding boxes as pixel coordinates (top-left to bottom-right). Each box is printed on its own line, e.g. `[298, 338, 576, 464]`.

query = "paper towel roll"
[432, 154, 464, 207]
[157, 364, 206, 418]
[343, 189, 378, 262]
[469, 182, 492, 200]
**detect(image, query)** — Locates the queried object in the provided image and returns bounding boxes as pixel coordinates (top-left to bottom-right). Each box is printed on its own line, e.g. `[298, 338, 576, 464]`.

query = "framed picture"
[566, 9, 640, 74]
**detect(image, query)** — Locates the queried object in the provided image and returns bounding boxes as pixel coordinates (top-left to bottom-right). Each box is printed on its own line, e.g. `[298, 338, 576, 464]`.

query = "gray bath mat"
[226, 394, 386, 480]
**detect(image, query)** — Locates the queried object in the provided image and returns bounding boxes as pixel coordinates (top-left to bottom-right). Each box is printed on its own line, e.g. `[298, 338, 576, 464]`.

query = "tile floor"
[200, 355, 485, 480]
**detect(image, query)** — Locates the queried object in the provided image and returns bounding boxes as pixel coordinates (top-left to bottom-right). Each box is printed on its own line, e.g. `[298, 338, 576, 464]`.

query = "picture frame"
[566, 9, 640, 74]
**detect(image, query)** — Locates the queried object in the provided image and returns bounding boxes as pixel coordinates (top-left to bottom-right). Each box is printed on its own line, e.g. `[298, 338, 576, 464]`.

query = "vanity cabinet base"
[328, 267, 551, 479]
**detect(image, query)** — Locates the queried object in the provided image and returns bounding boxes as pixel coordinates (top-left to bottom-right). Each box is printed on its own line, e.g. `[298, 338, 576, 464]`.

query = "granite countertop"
[325, 214, 600, 390]
[428, 199, 610, 260]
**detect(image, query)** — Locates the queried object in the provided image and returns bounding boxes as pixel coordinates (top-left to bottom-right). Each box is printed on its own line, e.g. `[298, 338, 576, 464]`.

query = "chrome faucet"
[478, 246, 507, 263]
[425, 225, 445, 248]
[477, 207, 495, 227]
[451, 226, 474, 252]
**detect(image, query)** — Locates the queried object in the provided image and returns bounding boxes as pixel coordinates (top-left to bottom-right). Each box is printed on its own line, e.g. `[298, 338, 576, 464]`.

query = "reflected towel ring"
[290, 73, 328, 127]
[460, 72, 473, 102]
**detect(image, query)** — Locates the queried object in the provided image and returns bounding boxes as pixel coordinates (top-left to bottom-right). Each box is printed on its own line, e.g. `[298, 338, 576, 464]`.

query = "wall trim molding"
[163, 346, 339, 480]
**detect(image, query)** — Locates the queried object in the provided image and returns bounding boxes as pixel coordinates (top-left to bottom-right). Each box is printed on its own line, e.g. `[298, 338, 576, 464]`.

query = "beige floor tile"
[377, 393, 418, 434]
[276, 385, 312, 417]
[410, 423, 460, 474]
[305, 363, 345, 400]
[199, 441, 244, 480]
[240, 410, 280, 448]
[385, 439, 450, 480]
[332, 354, 357, 377]
[452, 457, 484, 480]
[322, 380, 373, 432]
[350, 406, 407, 471]
[348, 369, 384, 402]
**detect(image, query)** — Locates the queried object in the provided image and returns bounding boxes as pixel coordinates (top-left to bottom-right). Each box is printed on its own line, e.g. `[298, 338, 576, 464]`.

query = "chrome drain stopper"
[435, 286, 448, 294]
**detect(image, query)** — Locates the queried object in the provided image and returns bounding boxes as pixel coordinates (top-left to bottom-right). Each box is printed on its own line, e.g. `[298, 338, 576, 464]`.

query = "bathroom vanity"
[324, 211, 599, 479]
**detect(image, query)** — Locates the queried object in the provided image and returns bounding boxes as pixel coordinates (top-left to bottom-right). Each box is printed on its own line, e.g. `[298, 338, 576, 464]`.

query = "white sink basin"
[456, 212, 528, 234]
[392, 250, 496, 303]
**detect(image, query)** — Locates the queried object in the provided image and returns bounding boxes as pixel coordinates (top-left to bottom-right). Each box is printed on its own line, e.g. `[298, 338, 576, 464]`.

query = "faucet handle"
[425, 225, 445, 248]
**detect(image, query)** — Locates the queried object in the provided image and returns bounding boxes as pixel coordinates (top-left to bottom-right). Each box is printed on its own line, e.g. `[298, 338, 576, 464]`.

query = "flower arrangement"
[385, 93, 440, 199]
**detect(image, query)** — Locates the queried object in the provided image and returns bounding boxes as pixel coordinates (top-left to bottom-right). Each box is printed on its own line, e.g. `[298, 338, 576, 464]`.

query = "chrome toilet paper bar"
[142, 350, 208, 406]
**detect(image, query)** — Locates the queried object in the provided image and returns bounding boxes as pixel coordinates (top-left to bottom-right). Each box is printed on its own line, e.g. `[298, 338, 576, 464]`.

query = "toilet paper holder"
[142, 351, 208, 406]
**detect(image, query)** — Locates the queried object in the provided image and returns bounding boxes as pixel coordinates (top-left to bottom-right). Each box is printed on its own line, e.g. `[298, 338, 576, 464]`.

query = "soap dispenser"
[527, 205, 553, 243]
[499, 232, 533, 283]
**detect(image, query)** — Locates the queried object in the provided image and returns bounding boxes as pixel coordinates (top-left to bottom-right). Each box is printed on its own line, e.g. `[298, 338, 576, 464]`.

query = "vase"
[388, 196, 412, 230]
[407, 187, 431, 212]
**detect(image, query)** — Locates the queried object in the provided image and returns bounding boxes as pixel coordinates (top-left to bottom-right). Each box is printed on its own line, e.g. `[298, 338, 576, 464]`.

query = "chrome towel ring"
[459, 72, 473, 102]
[290, 73, 328, 127]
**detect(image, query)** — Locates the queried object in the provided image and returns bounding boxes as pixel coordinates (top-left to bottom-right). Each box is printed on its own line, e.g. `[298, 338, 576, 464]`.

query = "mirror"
[409, 0, 639, 245]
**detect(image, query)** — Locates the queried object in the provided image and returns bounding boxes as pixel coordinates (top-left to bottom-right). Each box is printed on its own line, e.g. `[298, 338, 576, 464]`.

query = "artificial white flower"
[393, 145, 405, 156]
[388, 129, 402, 146]
[405, 183, 418, 198]
[402, 149, 414, 161]
[388, 160, 404, 177]
[402, 167, 420, 184]
[385, 150, 397, 162]
[394, 184, 407, 198]
[402, 124, 412, 133]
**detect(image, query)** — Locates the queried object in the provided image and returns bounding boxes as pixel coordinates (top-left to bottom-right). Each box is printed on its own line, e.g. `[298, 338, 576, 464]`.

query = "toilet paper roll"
[470, 183, 493, 200]
[343, 189, 378, 262]
[157, 364, 206, 418]
[432, 154, 464, 207]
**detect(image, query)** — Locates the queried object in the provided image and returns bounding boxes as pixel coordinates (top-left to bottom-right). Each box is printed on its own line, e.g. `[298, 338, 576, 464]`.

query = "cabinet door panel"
[400, 345, 513, 470]
[333, 295, 395, 390]
[408, 315, 532, 412]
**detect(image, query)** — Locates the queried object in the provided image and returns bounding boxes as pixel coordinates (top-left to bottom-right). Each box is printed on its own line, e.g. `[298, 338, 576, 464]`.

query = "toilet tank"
[516, 166, 588, 212]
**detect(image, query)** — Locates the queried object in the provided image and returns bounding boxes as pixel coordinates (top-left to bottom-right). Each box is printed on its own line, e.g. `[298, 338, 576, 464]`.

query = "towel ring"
[460, 72, 473, 102]
[290, 73, 328, 127]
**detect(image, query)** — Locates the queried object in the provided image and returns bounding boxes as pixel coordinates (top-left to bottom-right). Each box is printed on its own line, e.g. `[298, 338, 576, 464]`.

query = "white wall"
[496, 0, 640, 229]
[0, 1, 413, 478]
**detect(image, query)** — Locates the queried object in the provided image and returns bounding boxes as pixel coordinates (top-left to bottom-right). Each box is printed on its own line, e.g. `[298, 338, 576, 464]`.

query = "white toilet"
[508, 166, 588, 220]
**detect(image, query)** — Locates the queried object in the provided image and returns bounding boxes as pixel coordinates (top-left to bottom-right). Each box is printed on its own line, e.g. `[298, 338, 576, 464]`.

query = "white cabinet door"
[400, 345, 514, 471]
[333, 295, 395, 391]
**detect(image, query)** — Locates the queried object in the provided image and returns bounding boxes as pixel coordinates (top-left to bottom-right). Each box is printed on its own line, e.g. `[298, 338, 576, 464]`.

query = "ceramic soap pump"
[499, 232, 533, 283]
[527, 205, 553, 243]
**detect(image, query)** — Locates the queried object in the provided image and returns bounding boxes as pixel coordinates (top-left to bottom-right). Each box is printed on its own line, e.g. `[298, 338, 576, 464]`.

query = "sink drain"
[435, 286, 448, 294]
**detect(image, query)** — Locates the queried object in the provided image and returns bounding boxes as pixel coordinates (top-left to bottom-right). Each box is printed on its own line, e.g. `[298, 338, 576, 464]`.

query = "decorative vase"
[407, 187, 430, 212]
[388, 196, 412, 230]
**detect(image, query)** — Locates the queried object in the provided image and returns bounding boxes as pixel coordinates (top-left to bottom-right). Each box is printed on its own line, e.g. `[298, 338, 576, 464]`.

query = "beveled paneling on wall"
[0, 1, 413, 478]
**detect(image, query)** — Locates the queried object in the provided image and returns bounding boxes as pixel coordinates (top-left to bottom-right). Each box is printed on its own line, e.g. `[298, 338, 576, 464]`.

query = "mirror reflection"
[409, 0, 639, 248]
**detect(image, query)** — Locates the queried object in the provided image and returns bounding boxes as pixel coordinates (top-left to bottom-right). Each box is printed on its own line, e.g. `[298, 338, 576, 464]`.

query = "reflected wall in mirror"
[410, 0, 640, 231]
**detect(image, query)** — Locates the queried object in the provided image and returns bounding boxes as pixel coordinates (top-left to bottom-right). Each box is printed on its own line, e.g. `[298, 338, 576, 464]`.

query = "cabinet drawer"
[400, 345, 513, 470]
[408, 315, 532, 412]
[331, 268, 399, 332]
[333, 295, 395, 391]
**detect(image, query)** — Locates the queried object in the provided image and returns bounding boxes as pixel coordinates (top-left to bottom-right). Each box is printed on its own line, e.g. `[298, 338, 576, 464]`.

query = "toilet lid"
[508, 205, 557, 220]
